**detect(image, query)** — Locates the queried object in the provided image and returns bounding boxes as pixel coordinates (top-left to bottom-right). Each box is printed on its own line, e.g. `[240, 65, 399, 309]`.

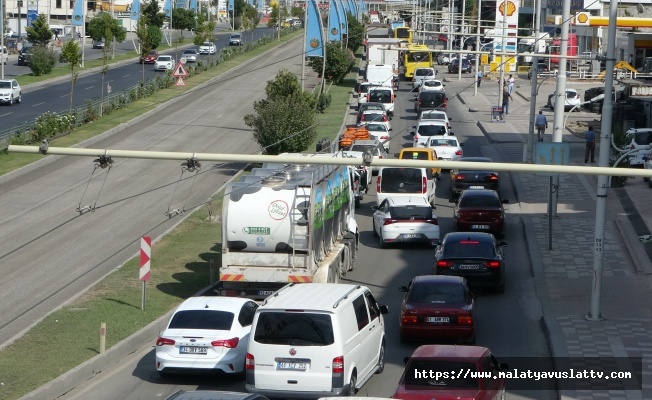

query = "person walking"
[476, 69, 483, 87]
[508, 74, 515, 94]
[535, 111, 548, 141]
[584, 128, 596, 163]
[502, 88, 512, 117]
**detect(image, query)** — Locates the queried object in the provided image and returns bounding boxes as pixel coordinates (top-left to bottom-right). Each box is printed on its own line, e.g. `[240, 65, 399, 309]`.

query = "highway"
[52, 70, 557, 399]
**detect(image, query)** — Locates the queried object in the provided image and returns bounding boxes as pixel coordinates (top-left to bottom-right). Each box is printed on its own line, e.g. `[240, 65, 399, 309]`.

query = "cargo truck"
[217, 154, 360, 299]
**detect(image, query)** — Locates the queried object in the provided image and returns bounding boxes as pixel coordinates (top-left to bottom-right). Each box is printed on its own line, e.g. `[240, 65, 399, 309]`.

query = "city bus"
[393, 26, 413, 44]
[402, 44, 433, 79]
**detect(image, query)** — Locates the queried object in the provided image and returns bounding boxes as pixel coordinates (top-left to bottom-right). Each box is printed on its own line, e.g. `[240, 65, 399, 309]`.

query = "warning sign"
[172, 61, 188, 77]
[175, 77, 186, 86]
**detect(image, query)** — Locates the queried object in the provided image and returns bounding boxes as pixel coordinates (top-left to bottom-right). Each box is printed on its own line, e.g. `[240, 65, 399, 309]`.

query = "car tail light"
[422, 176, 427, 193]
[457, 315, 473, 325]
[382, 114, 388, 121]
[376, 176, 381, 192]
[380, 135, 389, 141]
[455, 149, 463, 156]
[436, 260, 453, 268]
[212, 337, 240, 348]
[418, 99, 422, 107]
[367, 93, 370, 101]
[484, 261, 501, 268]
[332, 356, 344, 373]
[156, 337, 175, 346]
[412, 77, 416, 83]
[455, 174, 465, 180]
[489, 174, 499, 181]
[426, 218, 438, 225]
[246, 353, 255, 370]
[383, 218, 395, 225]
[402, 315, 417, 324]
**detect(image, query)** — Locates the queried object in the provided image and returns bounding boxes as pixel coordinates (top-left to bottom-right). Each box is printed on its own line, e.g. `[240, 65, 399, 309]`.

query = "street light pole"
[457, 0, 465, 80]
[497, 0, 507, 108]
[1, 0, 4, 79]
[473, 0, 480, 96]
[526, 0, 542, 163]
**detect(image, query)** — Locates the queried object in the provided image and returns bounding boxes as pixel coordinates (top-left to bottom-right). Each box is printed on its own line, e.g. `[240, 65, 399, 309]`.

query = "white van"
[366, 64, 394, 87]
[376, 167, 436, 207]
[245, 283, 388, 398]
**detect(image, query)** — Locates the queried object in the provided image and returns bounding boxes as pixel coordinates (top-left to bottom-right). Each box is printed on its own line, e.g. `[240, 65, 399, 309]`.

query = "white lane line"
[0, 112, 13, 117]
[32, 102, 45, 107]
[84, 86, 94, 90]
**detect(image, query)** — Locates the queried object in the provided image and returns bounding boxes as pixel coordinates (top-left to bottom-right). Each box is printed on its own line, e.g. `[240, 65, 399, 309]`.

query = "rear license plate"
[469, 185, 484, 189]
[458, 264, 481, 270]
[258, 290, 274, 296]
[471, 225, 490, 229]
[277, 362, 308, 370]
[402, 234, 421, 239]
[426, 317, 450, 323]
[180, 346, 207, 355]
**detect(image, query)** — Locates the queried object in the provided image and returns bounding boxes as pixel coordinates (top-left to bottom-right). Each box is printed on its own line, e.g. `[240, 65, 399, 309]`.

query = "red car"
[393, 345, 509, 400]
[452, 189, 508, 237]
[140, 50, 159, 64]
[399, 275, 475, 344]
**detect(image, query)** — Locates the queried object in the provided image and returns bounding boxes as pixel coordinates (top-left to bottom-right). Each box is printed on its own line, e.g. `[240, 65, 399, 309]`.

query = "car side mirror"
[501, 199, 509, 204]
[450, 131, 455, 136]
[498, 241, 508, 247]
[379, 304, 389, 314]
[398, 285, 408, 292]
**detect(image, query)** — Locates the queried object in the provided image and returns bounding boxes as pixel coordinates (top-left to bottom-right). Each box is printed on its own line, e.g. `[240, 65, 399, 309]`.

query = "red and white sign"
[172, 61, 188, 77]
[140, 236, 151, 281]
[175, 77, 186, 86]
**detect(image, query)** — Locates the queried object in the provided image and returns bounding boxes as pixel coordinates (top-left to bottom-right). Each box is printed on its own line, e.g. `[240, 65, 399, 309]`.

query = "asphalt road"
[54, 74, 557, 400]
[0, 26, 275, 129]
[0, 27, 298, 349]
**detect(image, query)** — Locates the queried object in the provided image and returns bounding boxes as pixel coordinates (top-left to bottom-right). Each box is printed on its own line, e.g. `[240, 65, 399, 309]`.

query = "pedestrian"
[502, 88, 512, 117]
[508, 74, 515, 94]
[628, 54, 634, 65]
[535, 110, 548, 141]
[476, 69, 483, 88]
[585, 128, 596, 163]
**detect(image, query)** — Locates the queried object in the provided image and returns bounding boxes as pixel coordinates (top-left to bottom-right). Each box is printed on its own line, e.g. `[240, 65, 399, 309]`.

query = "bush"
[310, 42, 354, 83]
[315, 92, 332, 113]
[83, 99, 98, 123]
[29, 46, 56, 76]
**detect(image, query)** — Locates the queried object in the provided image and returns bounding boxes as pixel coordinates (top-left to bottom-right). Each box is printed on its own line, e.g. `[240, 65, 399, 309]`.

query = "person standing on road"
[585, 128, 596, 163]
[476, 69, 483, 87]
[508, 74, 515, 94]
[535, 111, 548, 142]
[502, 88, 513, 117]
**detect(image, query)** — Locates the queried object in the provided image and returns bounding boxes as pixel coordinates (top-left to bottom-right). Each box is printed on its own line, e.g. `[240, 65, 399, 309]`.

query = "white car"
[418, 110, 451, 129]
[624, 128, 652, 167]
[372, 196, 440, 248]
[181, 48, 198, 62]
[550, 88, 582, 111]
[437, 53, 451, 65]
[427, 135, 464, 162]
[155, 296, 259, 376]
[347, 139, 388, 174]
[199, 41, 217, 55]
[412, 120, 451, 147]
[365, 122, 391, 151]
[412, 67, 436, 89]
[154, 55, 175, 71]
[416, 79, 445, 95]
[0, 79, 21, 105]
[368, 86, 395, 116]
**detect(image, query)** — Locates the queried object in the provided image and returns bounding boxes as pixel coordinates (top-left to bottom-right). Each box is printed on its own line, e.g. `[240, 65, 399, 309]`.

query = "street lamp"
[608, 145, 651, 187]
[563, 93, 605, 130]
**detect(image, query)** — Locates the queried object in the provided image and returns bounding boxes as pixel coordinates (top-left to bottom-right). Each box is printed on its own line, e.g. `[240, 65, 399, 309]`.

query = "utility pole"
[457, 0, 465, 80]
[526, 0, 542, 163]
[112, 0, 115, 59]
[497, 0, 507, 109]
[473, 0, 480, 96]
[81, 0, 86, 68]
[1, 0, 4, 79]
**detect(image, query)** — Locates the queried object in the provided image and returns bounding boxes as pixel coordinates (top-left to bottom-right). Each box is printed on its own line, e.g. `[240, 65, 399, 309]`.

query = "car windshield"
[0, 81, 10, 89]
[168, 310, 234, 330]
[183, 50, 196, 54]
[459, 194, 501, 208]
[403, 360, 479, 388]
[407, 283, 466, 303]
[442, 240, 495, 258]
[202, 42, 211, 46]
[366, 124, 386, 132]
[350, 144, 379, 154]
[253, 312, 335, 346]
[634, 131, 652, 145]
[231, 34, 241, 38]
[158, 56, 171, 61]
[148, 51, 156, 55]
[415, 69, 434, 77]
[430, 138, 458, 146]
[389, 205, 431, 220]
[380, 168, 424, 193]
[418, 125, 447, 136]
[369, 91, 391, 102]
[400, 151, 430, 160]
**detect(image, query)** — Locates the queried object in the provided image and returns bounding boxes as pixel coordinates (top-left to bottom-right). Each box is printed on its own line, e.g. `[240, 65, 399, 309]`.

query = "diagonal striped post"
[140, 236, 151, 310]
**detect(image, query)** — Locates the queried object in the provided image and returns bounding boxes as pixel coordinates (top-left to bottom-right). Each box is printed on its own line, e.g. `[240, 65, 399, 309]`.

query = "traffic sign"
[180, 57, 187, 64]
[535, 142, 571, 176]
[175, 77, 186, 86]
[139, 236, 151, 281]
[172, 61, 188, 77]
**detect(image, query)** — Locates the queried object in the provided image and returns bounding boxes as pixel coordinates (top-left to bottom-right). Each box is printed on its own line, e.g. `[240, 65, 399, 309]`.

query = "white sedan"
[154, 55, 175, 71]
[155, 296, 258, 376]
[372, 196, 441, 248]
[550, 88, 582, 111]
[427, 135, 464, 162]
[199, 41, 217, 55]
[416, 79, 445, 96]
[419, 110, 451, 129]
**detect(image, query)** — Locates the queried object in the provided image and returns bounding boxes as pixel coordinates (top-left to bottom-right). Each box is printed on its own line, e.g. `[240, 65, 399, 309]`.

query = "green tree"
[346, 12, 364, 52]
[59, 40, 83, 113]
[148, 25, 162, 49]
[241, 4, 259, 41]
[265, 69, 317, 108]
[28, 46, 56, 76]
[172, 8, 197, 33]
[310, 42, 354, 83]
[136, 16, 153, 83]
[25, 14, 53, 47]
[142, 0, 165, 28]
[290, 7, 304, 18]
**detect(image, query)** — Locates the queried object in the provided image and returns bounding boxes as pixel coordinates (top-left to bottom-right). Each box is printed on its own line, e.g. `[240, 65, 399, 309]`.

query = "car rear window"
[566, 91, 578, 99]
[350, 144, 378, 154]
[359, 85, 373, 94]
[380, 168, 424, 193]
[403, 360, 478, 388]
[420, 92, 445, 101]
[430, 138, 458, 146]
[364, 104, 385, 111]
[367, 124, 386, 132]
[459, 193, 500, 208]
[389, 205, 431, 219]
[442, 240, 495, 258]
[415, 69, 434, 77]
[168, 310, 234, 330]
[400, 151, 430, 160]
[253, 312, 335, 346]
[633, 131, 652, 146]
[421, 111, 445, 120]
[408, 283, 466, 303]
[369, 90, 391, 102]
[418, 125, 448, 136]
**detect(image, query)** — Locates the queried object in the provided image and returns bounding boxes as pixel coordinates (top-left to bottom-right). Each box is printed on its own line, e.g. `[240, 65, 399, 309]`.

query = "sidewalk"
[458, 81, 652, 399]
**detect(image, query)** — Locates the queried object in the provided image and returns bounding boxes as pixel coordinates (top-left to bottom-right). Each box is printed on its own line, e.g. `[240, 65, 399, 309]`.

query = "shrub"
[315, 92, 332, 113]
[29, 46, 56, 76]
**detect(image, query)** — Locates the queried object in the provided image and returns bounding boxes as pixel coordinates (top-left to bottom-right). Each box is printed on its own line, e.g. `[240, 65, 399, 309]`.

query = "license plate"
[402, 234, 421, 239]
[471, 225, 490, 230]
[277, 362, 308, 370]
[258, 290, 274, 296]
[426, 317, 450, 323]
[469, 185, 484, 189]
[458, 264, 481, 270]
[180, 346, 207, 354]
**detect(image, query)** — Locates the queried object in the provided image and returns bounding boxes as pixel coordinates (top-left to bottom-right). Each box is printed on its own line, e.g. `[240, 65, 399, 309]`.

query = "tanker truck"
[217, 153, 360, 299]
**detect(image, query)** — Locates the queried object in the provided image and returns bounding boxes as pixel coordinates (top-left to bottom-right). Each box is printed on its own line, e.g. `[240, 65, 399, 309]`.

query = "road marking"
[122, 74, 131, 78]
[84, 86, 94, 90]
[33, 102, 45, 106]
[0, 112, 13, 117]
[60, 94, 69, 98]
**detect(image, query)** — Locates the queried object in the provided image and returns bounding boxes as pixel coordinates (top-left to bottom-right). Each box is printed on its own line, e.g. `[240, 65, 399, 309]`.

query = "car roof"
[166, 390, 269, 400]
[385, 196, 430, 206]
[417, 120, 447, 126]
[401, 147, 433, 153]
[175, 296, 252, 313]
[409, 344, 490, 359]
[459, 157, 491, 163]
[411, 275, 465, 285]
[261, 283, 366, 310]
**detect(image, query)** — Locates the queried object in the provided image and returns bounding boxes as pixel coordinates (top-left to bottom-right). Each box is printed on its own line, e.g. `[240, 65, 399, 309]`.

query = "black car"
[434, 232, 507, 293]
[528, 62, 550, 79]
[448, 58, 472, 73]
[449, 157, 500, 197]
[18, 46, 33, 66]
[415, 91, 447, 115]
[166, 390, 271, 400]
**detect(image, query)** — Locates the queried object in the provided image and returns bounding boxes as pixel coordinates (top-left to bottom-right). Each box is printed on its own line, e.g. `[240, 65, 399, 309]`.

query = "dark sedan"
[399, 275, 475, 344]
[448, 58, 472, 73]
[451, 189, 508, 236]
[434, 232, 507, 293]
[449, 157, 500, 197]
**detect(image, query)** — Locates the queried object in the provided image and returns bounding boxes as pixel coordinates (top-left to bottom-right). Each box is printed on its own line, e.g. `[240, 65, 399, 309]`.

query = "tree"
[29, 46, 56, 76]
[265, 69, 317, 108]
[290, 7, 304, 18]
[346, 12, 364, 52]
[148, 25, 163, 49]
[310, 42, 354, 83]
[172, 8, 197, 33]
[136, 16, 153, 84]
[142, 0, 165, 28]
[241, 4, 259, 41]
[59, 40, 83, 113]
[25, 14, 53, 47]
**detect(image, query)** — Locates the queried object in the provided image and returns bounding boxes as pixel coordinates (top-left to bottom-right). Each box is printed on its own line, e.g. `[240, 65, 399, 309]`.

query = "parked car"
[199, 41, 217, 54]
[434, 232, 508, 293]
[451, 189, 508, 237]
[415, 91, 447, 115]
[0, 79, 22, 105]
[154, 55, 175, 71]
[140, 50, 159, 64]
[412, 67, 436, 89]
[393, 345, 509, 400]
[412, 120, 451, 147]
[372, 196, 440, 248]
[398, 275, 474, 343]
[427, 135, 464, 163]
[17, 46, 33, 66]
[365, 122, 391, 152]
[155, 296, 259, 376]
[550, 88, 581, 111]
[624, 128, 652, 167]
[436, 53, 451, 65]
[448, 58, 472, 73]
[165, 390, 271, 400]
[229, 33, 243, 46]
[450, 157, 500, 197]
[181, 48, 198, 63]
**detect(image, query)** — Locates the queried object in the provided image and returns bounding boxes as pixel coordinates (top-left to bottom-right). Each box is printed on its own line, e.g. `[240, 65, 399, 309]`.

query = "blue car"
[448, 58, 472, 73]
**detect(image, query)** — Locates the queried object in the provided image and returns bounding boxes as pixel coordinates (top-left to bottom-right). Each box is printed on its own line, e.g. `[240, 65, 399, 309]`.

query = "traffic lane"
[0, 38, 305, 346]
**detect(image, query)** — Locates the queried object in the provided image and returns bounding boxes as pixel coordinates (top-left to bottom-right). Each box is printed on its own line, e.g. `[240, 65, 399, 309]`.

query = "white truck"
[517, 34, 550, 66]
[366, 64, 396, 88]
[217, 154, 360, 299]
[366, 38, 403, 65]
